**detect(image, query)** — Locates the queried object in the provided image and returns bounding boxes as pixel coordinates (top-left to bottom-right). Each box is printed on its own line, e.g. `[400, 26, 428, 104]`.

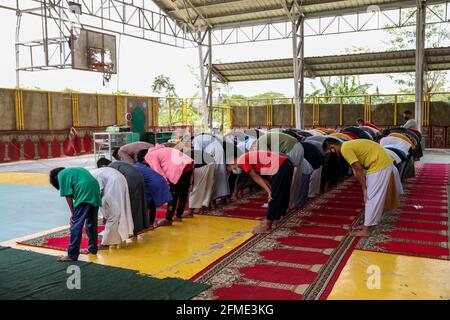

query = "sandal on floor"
[57, 256, 76, 262]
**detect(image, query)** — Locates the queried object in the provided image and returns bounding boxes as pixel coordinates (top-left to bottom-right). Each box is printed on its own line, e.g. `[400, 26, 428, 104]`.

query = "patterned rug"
[17, 224, 107, 254]
[156, 191, 268, 221]
[191, 179, 364, 300]
[357, 163, 450, 260]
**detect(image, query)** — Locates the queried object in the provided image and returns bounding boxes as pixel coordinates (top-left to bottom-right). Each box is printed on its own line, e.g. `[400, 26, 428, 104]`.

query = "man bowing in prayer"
[145, 145, 195, 226]
[49, 167, 102, 262]
[227, 150, 294, 234]
[98, 158, 149, 235]
[135, 150, 173, 228]
[113, 142, 153, 164]
[91, 162, 134, 246]
[322, 138, 403, 237]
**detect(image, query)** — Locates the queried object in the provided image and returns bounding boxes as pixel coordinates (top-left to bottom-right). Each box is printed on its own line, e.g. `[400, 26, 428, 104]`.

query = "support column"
[292, 14, 305, 129]
[415, 0, 426, 132]
[15, 10, 22, 88]
[197, 29, 213, 131]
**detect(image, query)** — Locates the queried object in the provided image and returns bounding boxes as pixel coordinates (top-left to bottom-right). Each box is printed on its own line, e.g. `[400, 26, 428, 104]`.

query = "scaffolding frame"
[2, 0, 450, 131]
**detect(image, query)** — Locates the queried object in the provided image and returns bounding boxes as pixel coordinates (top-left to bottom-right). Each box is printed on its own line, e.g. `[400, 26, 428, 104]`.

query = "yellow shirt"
[341, 140, 393, 174]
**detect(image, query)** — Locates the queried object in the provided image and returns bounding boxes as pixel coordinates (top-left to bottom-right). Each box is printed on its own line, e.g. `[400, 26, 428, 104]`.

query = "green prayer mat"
[0, 246, 209, 300]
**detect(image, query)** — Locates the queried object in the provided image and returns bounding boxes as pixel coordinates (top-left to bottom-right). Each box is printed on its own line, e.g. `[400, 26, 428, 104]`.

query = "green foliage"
[384, 5, 450, 93]
[307, 76, 372, 103]
[250, 91, 287, 99]
[151, 74, 178, 98]
[62, 88, 80, 93]
[114, 89, 131, 95]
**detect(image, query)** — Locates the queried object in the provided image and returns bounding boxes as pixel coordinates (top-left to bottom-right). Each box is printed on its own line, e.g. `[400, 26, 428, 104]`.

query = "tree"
[307, 46, 373, 100]
[188, 63, 232, 101]
[62, 88, 80, 93]
[384, 5, 450, 93]
[308, 76, 372, 102]
[251, 92, 287, 99]
[151, 74, 178, 98]
[151, 74, 181, 125]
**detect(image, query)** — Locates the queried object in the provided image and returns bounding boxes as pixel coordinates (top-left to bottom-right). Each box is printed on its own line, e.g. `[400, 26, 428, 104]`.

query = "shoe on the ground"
[173, 216, 183, 222]
[157, 219, 173, 227]
[182, 212, 194, 218]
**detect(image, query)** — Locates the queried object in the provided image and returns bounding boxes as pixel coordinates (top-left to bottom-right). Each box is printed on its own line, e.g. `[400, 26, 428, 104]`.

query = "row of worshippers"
[49, 110, 422, 261]
[48, 132, 334, 261]
[219, 110, 423, 235]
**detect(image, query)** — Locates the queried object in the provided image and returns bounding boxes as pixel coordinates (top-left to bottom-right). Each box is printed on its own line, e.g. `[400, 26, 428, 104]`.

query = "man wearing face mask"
[322, 138, 403, 237]
[402, 110, 419, 130]
[227, 150, 294, 234]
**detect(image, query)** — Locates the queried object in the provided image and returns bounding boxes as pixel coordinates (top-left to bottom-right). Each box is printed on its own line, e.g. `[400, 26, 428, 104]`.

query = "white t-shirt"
[403, 119, 418, 130]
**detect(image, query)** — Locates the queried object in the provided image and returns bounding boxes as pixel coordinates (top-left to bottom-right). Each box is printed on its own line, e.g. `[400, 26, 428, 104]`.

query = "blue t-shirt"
[134, 162, 172, 206]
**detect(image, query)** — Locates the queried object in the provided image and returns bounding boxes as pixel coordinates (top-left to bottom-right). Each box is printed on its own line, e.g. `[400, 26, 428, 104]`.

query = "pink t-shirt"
[144, 145, 194, 184]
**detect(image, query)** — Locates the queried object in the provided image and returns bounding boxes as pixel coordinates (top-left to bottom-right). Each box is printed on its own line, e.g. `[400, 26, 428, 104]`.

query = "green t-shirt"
[58, 168, 102, 208]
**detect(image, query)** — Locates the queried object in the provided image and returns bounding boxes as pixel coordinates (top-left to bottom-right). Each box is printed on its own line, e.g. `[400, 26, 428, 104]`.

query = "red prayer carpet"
[18, 226, 106, 253]
[358, 163, 450, 260]
[192, 179, 364, 300]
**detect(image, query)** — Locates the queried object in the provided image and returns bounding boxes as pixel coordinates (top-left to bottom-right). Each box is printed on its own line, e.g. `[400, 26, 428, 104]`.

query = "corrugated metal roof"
[212, 47, 450, 82]
[151, 0, 446, 29]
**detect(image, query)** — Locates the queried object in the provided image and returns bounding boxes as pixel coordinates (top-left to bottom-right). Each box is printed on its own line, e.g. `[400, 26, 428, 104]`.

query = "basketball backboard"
[72, 29, 117, 74]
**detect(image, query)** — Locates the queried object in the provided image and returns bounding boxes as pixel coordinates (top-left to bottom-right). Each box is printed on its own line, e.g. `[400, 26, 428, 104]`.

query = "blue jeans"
[68, 203, 99, 261]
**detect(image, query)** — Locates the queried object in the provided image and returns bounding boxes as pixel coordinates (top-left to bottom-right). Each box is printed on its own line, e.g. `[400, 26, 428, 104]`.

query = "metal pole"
[292, 14, 304, 129]
[415, 0, 426, 132]
[43, 0, 49, 66]
[15, 3, 21, 88]
[197, 31, 208, 131]
[207, 30, 213, 130]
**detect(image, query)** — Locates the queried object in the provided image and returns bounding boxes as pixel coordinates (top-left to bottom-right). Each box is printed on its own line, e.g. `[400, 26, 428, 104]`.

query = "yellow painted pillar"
[116, 96, 123, 126]
[14, 89, 25, 130]
[182, 99, 188, 125]
[247, 100, 250, 128]
[228, 100, 233, 129]
[14, 89, 20, 130]
[394, 95, 398, 126]
[312, 98, 316, 127]
[47, 92, 53, 130]
[339, 96, 343, 126]
[152, 98, 159, 127]
[364, 96, 367, 122]
[424, 93, 430, 126]
[169, 99, 172, 126]
[71, 94, 80, 127]
[317, 98, 320, 126]
[97, 95, 101, 127]
[290, 98, 294, 127]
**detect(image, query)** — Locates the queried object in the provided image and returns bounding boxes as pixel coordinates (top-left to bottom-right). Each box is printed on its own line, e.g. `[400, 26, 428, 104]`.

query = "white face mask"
[232, 168, 243, 175]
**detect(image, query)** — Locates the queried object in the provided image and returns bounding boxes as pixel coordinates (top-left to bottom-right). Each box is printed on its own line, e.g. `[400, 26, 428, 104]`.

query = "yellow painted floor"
[328, 250, 450, 300]
[10, 215, 259, 280]
[0, 172, 49, 186]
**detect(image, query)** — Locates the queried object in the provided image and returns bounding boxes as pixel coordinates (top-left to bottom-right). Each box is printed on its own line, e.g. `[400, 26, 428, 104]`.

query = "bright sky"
[0, 4, 448, 98]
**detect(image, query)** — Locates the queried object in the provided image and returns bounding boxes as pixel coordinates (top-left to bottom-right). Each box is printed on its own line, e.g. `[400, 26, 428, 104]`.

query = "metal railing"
[2, 88, 450, 133]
